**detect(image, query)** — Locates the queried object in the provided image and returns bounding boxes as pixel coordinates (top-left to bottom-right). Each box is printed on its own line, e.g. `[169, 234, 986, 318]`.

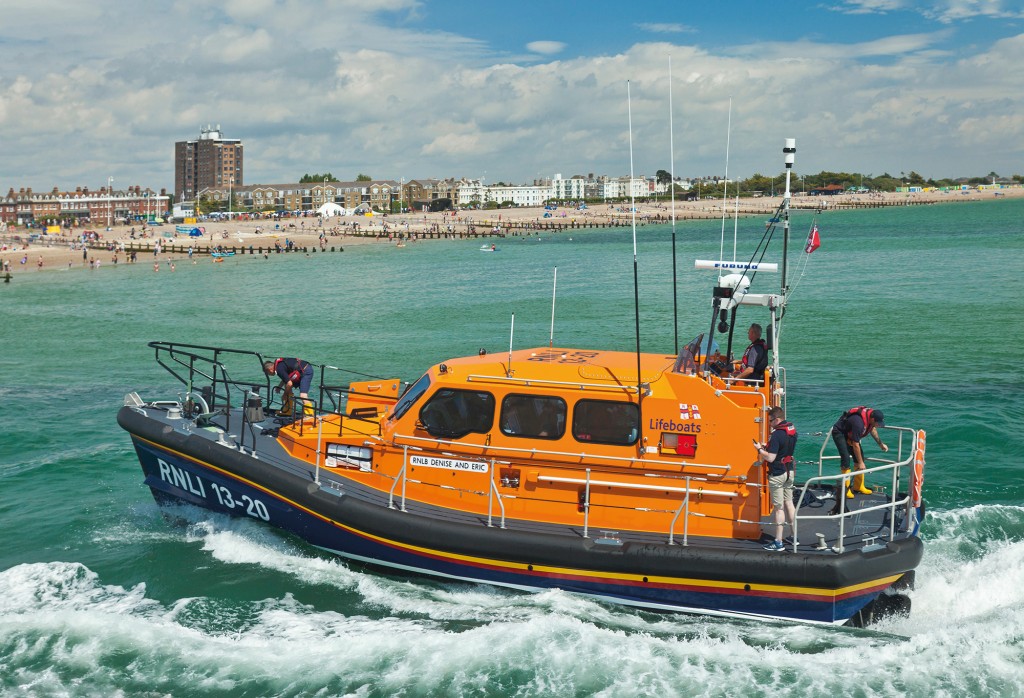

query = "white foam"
[7, 503, 1024, 695]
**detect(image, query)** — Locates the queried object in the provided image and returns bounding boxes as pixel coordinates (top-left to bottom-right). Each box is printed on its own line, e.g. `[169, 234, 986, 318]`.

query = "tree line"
[657, 169, 1022, 198]
[298, 173, 372, 183]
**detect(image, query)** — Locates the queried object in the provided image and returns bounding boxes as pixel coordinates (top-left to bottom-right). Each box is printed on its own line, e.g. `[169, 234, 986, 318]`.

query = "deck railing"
[145, 341, 923, 552]
[147, 341, 388, 448]
[792, 425, 924, 552]
[372, 425, 923, 550]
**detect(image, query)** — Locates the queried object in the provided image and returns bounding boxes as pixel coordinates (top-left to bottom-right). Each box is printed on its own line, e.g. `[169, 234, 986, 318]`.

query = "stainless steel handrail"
[465, 373, 640, 393]
[794, 432, 919, 553]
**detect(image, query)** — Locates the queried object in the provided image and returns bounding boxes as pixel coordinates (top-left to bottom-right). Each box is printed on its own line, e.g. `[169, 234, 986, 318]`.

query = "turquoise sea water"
[2, 198, 1023, 697]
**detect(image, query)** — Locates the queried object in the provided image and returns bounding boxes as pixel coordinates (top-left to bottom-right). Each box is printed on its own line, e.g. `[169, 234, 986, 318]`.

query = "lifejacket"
[841, 406, 875, 439]
[274, 357, 305, 385]
[741, 338, 769, 375]
[767, 420, 797, 475]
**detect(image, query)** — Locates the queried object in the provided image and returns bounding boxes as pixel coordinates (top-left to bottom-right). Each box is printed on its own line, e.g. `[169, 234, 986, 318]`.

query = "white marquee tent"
[316, 202, 347, 217]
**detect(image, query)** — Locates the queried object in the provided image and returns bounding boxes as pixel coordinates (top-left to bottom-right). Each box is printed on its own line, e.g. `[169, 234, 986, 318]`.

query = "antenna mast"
[627, 81, 643, 408]
[506, 313, 515, 377]
[549, 267, 558, 348]
[668, 56, 679, 354]
[719, 97, 733, 268]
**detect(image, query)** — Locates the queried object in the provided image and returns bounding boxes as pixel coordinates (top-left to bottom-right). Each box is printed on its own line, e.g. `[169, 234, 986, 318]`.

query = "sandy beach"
[2, 187, 1019, 276]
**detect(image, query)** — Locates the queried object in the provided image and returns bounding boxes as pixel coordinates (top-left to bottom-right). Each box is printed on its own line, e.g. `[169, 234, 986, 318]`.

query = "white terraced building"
[453, 174, 655, 208]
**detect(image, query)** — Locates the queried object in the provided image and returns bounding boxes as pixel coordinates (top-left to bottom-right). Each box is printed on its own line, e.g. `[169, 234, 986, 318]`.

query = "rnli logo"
[679, 403, 701, 420]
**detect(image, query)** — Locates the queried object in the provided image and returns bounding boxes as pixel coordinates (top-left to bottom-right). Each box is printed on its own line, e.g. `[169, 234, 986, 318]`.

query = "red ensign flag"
[804, 224, 821, 254]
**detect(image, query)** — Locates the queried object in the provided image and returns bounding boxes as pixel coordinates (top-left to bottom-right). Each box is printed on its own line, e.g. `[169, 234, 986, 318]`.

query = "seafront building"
[0, 185, 170, 227]
[168, 125, 663, 214]
[197, 179, 400, 215]
[174, 125, 243, 204]
[193, 174, 660, 215]
[0, 172, 667, 227]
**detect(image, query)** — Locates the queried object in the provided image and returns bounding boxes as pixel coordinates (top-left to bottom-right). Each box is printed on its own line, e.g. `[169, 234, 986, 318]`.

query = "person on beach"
[756, 406, 798, 551]
[831, 406, 888, 501]
[264, 358, 314, 413]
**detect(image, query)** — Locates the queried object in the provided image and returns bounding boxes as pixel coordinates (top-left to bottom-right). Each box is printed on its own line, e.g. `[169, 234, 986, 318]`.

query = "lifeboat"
[118, 142, 924, 626]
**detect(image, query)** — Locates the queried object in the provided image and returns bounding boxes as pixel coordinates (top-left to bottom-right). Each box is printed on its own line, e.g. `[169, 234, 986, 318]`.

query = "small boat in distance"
[118, 140, 925, 627]
[480, 243, 498, 252]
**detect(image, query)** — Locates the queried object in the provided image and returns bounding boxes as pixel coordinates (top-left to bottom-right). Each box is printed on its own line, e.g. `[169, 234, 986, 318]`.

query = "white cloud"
[526, 41, 566, 55]
[838, 0, 1024, 21]
[0, 1, 1022, 193]
[636, 23, 694, 34]
[725, 31, 951, 60]
[837, 0, 911, 14]
[924, 0, 1024, 23]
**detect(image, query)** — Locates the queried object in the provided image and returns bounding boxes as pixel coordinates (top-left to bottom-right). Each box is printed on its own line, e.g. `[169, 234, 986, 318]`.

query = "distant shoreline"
[2, 187, 1020, 278]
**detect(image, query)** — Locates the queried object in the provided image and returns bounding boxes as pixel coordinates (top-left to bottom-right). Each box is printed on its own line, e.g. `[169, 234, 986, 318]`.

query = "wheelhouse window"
[572, 399, 639, 446]
[500, 394, 566, 439]
[419, 388, 495, 439]
[390, 373, 431, 420]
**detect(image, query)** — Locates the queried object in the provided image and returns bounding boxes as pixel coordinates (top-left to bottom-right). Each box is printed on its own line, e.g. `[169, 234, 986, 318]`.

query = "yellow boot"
[853, 472, 873, 495]
[842, 468, 854, 499]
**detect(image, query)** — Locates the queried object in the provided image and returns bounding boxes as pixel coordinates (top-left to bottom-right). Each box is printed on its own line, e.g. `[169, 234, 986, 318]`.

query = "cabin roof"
[436, 347, 677, 388]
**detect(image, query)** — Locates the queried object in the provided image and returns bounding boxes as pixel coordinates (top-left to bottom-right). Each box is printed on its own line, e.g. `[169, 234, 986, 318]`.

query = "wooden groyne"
[120, 242, 342, 256]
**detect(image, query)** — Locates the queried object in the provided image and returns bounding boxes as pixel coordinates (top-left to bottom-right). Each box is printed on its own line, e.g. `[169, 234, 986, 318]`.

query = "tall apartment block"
[174, 125, 243, 202]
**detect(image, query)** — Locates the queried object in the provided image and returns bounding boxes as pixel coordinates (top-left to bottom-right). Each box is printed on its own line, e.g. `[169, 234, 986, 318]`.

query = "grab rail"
[792, 425, 923, 552]
[379, 424, 921, 549]
[148, 341, 390, 442]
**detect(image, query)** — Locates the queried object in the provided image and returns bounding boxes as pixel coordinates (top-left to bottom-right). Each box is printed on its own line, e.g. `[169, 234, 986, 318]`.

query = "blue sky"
[1, 0, 1022, 193]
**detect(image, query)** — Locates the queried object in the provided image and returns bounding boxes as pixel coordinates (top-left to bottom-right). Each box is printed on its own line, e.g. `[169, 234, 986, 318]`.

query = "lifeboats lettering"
[648, 418, 701, 434]
[158, 457, 206, 498]
[410, 455, 488, 473]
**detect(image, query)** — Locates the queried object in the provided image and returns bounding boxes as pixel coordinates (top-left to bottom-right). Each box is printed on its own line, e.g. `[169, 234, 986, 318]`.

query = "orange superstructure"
[278, 345, 775, 542]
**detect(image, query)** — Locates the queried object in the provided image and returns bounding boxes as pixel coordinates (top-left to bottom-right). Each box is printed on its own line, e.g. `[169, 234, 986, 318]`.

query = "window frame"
[499, 393, 567, 440]
[417, 387, 495, 439]
[390, 373, 431, 421]
[571, 398, 640, 446]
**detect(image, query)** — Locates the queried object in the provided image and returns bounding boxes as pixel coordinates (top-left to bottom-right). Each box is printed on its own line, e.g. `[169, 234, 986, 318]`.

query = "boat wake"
[888, 504, 1024, 636]
[3, 503, 1023, 695]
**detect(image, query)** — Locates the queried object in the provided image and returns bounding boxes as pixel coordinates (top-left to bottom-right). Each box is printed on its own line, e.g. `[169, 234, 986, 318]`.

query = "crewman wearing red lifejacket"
[263, 358, 314, 411]
[755, 406, 797, 551]
[831, 406, 889, 499]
